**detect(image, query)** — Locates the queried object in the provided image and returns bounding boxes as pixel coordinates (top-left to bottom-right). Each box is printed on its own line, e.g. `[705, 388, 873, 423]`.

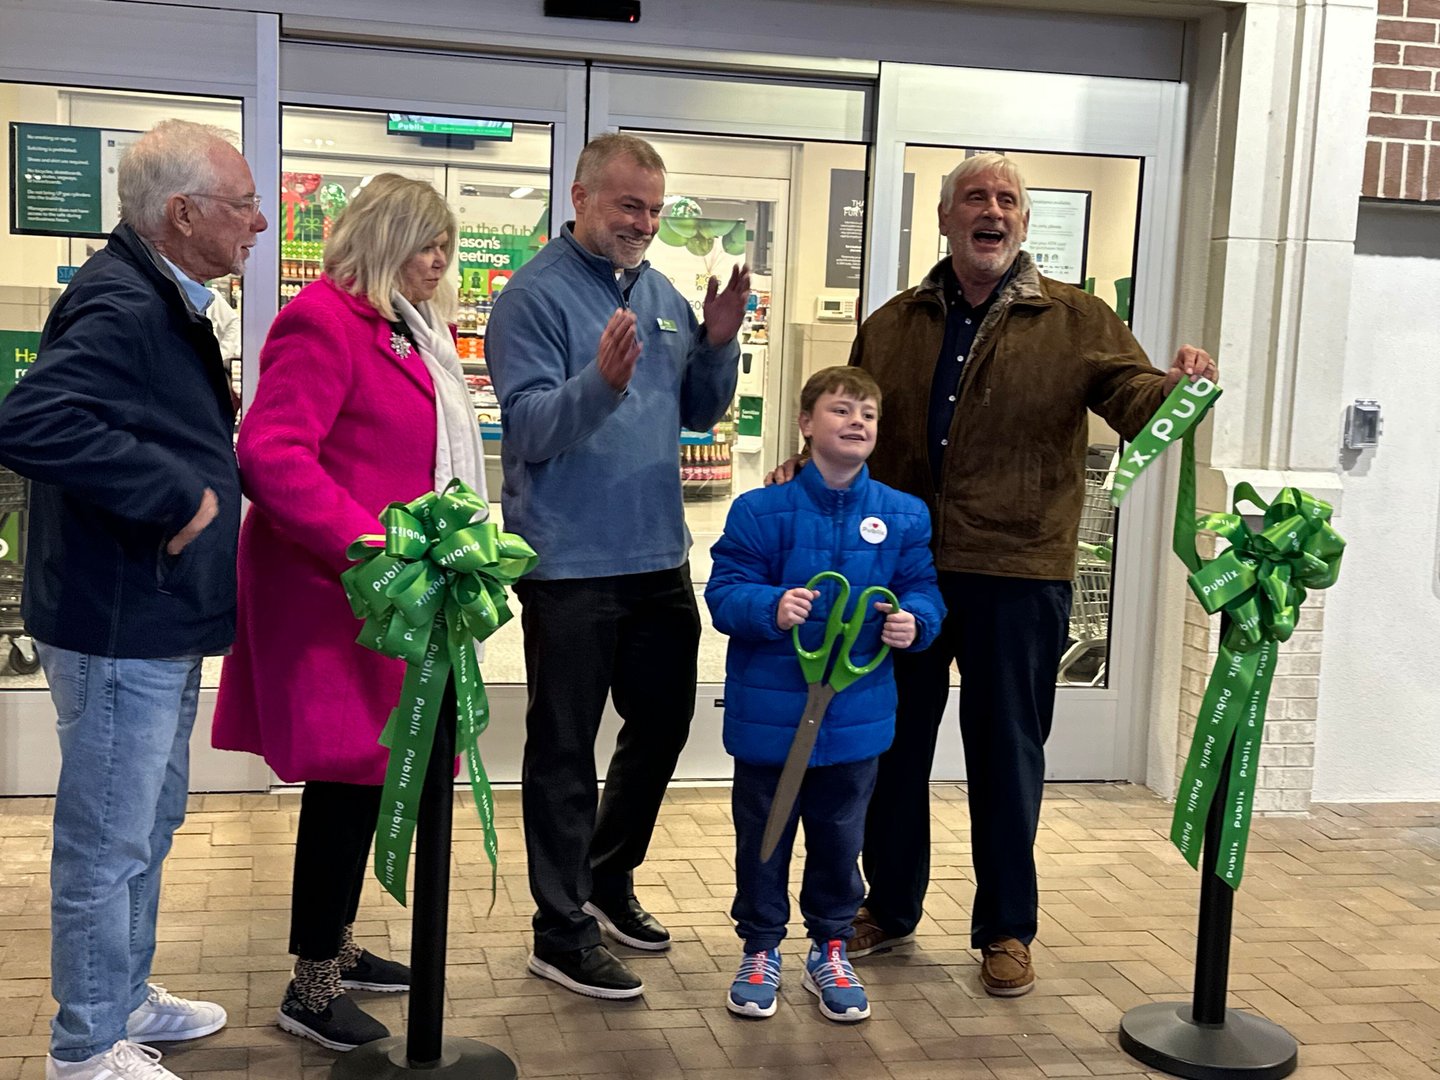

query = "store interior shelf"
[680, 430, 716, 446]
[479, 422, 501, 441]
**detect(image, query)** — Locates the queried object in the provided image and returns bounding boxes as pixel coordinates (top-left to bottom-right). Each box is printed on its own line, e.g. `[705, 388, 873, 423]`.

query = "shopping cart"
[0, 465, 39, 675]
[1058, 448, 1117, 687]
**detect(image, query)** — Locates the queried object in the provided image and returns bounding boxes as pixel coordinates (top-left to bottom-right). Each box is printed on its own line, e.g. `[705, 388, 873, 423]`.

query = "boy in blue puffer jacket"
[705, 366, 945, 1023]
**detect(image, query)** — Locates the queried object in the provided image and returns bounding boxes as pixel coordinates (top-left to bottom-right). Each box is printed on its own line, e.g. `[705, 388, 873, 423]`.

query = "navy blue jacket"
[0, 224, 241, 657]
[706, 464, 945, 767]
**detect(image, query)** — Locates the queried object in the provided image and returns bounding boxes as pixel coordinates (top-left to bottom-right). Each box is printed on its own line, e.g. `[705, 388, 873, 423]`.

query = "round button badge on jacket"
[859, 516, 888, 544]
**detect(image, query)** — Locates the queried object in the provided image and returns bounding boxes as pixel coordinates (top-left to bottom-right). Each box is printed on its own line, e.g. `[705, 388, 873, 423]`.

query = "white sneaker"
[46, 1040, 181, 1080]
[125, 985, 227, 1042]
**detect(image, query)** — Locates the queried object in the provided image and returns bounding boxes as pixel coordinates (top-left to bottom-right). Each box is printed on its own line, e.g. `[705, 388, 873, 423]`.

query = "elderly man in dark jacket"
[0, 120, 266, 1080]
[772, 153, 1216, 998]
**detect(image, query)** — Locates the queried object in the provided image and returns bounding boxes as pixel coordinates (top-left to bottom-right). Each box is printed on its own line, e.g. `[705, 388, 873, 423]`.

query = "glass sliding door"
[870, 62, 1186, 781]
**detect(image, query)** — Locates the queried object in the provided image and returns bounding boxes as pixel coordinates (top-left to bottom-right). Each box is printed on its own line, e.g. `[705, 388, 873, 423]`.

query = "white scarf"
[391, 292, 488, 504]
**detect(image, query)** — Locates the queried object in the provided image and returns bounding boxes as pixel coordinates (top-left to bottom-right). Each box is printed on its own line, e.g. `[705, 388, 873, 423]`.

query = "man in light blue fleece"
[487, 132, 750, 1001]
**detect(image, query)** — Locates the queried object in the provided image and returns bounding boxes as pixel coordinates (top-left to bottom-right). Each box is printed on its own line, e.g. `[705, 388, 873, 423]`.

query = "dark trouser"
[290, 781, 382, 961]
[731, 757, 879, 954]
[861, 571, 1071, 948]
[516, 565, 701, 955]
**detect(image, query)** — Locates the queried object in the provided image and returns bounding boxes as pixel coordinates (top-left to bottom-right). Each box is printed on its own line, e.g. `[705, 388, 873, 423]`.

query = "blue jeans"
[731, 756, 878, 953]
[40, 644, 203, 1062]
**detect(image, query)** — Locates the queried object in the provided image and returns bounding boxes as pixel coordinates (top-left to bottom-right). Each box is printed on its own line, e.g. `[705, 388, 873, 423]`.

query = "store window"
[0, 82, 244, 691]
[902, 145, 1143, 689]
[278, 105, 553, 686]
[619, 131, 869, 685]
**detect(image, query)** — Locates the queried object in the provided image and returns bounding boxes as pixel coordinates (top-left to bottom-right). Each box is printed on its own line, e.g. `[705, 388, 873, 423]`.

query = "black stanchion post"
[1117, 740, 1298, 1079]
[332, 678, 517, 1080]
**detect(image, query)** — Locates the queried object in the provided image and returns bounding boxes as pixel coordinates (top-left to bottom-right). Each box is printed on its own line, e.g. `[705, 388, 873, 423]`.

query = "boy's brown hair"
[798, 365, 883, 418]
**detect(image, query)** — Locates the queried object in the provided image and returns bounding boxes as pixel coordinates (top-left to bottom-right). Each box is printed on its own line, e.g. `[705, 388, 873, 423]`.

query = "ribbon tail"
[372, 620, 452, 906]
[1215, 638, 1278, 888]
[1169, 642, 1259, 867]
[450, 634, 500, 912]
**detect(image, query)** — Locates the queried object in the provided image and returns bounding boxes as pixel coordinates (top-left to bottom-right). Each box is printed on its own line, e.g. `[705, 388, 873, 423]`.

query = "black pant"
[290, 781, 382, 960]
[861, 571, 1071, 948]
[516, 565, 701, 954]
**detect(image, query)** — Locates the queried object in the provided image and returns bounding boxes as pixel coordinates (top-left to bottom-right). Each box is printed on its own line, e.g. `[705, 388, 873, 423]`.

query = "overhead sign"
[10, 123, 141, 238]
[387, 114, 514, 140]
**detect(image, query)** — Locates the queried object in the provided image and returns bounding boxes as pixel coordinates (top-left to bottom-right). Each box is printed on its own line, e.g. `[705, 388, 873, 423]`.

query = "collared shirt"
[156, 253, 215, 315]
[927, 259, 1016, 491]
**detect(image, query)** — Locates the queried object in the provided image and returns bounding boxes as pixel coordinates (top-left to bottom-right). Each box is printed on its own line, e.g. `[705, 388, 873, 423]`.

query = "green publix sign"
[0, 330, 39, 400]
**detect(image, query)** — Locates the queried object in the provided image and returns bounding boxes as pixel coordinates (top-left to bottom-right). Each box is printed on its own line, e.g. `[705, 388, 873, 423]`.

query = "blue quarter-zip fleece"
[706, 464, 946, 767]
[486, 225, 740, 580]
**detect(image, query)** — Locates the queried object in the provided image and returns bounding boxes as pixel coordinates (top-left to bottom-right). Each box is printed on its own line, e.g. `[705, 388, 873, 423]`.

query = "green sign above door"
[10, 123, 140, 238]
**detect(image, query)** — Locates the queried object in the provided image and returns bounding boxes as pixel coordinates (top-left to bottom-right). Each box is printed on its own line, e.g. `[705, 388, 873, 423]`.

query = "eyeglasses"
[186, 192, 263, 214]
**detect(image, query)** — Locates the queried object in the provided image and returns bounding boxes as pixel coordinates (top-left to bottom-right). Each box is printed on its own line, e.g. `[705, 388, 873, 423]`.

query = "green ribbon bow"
[340, 479, 537, 905]
[1168, 483, 1344, 886]
[1112, 377, 1345, 888]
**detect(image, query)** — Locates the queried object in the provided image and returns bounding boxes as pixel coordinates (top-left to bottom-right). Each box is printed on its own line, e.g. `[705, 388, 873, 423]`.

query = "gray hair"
[118, 119, 239, 236]
[940, 152, 1031, 214]
[575, 132, 666, 190]
[324, 173, 458, 322]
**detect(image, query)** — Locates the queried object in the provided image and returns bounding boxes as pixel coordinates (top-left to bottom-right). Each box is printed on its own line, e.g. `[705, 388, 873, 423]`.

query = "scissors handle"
[790, 571, 901, 693]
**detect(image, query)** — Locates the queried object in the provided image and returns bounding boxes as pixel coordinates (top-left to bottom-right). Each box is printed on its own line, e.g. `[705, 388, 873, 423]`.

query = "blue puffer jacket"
[706, 463, 945, 767]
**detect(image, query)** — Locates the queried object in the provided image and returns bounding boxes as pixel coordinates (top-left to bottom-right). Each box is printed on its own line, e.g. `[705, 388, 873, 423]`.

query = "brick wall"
[1367, 0, 1440, 200]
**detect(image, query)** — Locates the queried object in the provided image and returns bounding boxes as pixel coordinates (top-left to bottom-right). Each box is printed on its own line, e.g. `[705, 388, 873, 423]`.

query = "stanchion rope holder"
[332, 677, 516, 1080]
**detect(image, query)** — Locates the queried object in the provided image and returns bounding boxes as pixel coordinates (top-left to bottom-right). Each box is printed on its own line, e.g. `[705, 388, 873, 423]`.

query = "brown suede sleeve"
[1082, 307, 1167, 441]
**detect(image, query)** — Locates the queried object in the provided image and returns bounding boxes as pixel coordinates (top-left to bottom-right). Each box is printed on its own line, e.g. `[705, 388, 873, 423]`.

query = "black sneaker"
[528, 943, 644, 1000]
[582, 896, 672, 951]
[276, 982, 389, 1051]
[340, 950, 410, 993]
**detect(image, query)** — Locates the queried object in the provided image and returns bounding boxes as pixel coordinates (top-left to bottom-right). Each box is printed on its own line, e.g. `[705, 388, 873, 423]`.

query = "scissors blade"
[758, 683, 836, 863]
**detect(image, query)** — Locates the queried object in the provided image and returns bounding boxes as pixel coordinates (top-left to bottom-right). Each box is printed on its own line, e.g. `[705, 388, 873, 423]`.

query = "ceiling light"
[509, 186, 535, 199]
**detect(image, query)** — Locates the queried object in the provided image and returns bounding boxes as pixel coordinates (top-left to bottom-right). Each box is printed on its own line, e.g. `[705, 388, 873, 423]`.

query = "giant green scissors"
[759, 571, 900, 862]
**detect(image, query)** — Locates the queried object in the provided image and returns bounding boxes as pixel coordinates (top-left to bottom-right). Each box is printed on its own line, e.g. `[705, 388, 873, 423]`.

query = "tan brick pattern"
[3, 786, 1438, 1079]
[1367, 0, 1440, 200]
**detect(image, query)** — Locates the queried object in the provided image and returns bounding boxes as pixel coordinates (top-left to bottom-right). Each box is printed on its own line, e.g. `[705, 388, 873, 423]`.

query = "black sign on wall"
[825, 169, 917, 291]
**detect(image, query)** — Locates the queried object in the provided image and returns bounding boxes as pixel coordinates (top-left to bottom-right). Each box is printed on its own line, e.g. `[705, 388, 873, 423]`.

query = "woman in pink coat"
[214, 175, 486, 1051]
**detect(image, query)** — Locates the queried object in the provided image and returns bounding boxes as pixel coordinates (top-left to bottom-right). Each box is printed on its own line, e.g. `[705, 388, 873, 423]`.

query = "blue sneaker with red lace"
[726, 948, 781, 1018]
[803, 939, 870, 1021]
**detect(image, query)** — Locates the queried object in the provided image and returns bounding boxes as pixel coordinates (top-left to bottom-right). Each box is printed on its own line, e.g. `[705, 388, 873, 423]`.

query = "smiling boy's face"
[799, 390, 879, 470]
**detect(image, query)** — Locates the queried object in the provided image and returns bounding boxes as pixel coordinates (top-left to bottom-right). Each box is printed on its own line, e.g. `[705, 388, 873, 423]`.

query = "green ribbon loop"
[1113, 378, 1345, 888]
[341, 478, 537, 906]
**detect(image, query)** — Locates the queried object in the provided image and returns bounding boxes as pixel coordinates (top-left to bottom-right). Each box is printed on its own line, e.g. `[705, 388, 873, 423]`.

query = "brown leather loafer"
[848, 906, 915, 959]
[980, 937, 1035, 997]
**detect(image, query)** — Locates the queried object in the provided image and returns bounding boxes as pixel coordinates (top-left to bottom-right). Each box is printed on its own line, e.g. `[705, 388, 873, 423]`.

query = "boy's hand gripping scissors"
[759, 571, 900, 862]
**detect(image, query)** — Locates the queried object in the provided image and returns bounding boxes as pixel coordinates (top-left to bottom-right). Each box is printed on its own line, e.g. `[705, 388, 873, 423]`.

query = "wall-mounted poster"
[10, 123, 141, 238]
[1022, 188, 1090, 286]
[826, 168, 915, 290]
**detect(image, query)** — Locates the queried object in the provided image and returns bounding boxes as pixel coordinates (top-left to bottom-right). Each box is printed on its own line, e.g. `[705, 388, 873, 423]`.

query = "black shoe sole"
[581, 901, 672, 952]
[276, 1008, 385, 1051]
[527, 953, 644, 1000]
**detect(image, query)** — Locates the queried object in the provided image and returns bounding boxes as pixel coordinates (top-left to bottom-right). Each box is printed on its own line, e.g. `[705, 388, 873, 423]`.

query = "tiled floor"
[2, 784, 1438, 1079]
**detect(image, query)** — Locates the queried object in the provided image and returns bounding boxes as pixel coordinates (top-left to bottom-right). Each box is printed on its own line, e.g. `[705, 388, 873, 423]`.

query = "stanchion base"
[1120, 1002, 1297, 1080]
[329, 1036, 517, 1079]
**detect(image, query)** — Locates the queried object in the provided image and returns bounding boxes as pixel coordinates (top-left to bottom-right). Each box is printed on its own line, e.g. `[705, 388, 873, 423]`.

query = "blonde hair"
[324, 173, 457, 321]
[940, 152, 1031, 214]
[118, 119, 238, 236]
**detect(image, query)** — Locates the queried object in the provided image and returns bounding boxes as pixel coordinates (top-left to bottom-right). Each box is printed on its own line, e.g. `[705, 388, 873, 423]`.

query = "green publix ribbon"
[340, 479, 537, 905]
[1110, 376, 1344, 888]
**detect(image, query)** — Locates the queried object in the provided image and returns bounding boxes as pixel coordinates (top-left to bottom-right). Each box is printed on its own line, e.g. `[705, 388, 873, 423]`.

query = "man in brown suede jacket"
[778, 153, 1216, 997]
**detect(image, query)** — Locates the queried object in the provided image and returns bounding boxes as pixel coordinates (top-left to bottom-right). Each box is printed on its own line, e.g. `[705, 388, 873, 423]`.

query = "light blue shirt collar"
[157, 254, 214, 314]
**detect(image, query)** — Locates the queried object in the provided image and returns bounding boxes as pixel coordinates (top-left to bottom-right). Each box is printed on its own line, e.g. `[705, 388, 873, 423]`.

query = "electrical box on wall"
[815, 296, 856, 322]
[1343, 400, 1381, 449]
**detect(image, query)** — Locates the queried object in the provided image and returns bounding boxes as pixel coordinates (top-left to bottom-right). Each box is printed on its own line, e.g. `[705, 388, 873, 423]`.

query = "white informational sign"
[1022, 188, 1090, 286]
